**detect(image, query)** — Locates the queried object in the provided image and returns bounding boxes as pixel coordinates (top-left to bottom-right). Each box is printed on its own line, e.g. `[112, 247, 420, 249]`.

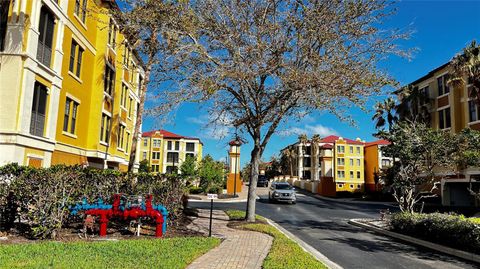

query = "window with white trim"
[100, 113, 111, 143]
[107, 18, 117, 49]
[30, 83, 48, 137]
[337, 158, 345, 166]
[74, 0, 87, 23]
[63, 97, 79, 134]
[337, 145, 345, 153]
[337, 170, 345, 178]
[69, 40, 83, 78]
[118, 125, 125, 149]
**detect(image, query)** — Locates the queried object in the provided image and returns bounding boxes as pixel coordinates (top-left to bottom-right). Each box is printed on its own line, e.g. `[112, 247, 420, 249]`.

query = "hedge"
[0, 163, 187, 239]
[390, 212, 480, 254]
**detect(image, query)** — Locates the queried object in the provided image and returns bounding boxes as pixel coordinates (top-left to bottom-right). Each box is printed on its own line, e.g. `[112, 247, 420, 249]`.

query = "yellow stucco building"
[0, 0, 143, 170]
[280, 135, 366, 195]
[139, 130, 203, 174]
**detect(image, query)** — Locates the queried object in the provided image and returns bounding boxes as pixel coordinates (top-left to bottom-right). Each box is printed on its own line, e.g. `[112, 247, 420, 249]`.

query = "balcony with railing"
[37, 41, 52, 67]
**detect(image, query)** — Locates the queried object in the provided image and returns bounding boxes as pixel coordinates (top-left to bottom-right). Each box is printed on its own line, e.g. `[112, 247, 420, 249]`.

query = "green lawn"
[0, 237, 219, 269]
[225, 210, 327, 269]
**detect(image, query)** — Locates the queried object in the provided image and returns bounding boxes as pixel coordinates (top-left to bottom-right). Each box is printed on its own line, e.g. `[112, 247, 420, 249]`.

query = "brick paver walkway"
[186, 209, 273, 269]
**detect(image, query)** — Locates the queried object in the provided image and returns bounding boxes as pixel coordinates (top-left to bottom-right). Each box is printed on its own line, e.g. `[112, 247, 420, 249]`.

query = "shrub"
[390, 212, 480, 254]
[205, 185, 222, 194]
[0, 163, 187, 239]
[188, 186, 203, 194]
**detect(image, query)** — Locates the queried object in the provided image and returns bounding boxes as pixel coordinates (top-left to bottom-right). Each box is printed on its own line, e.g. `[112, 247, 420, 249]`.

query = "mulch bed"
[0, 212, 203, 245]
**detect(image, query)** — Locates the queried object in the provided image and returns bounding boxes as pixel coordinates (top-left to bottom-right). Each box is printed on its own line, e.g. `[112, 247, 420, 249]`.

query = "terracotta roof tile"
[320, 135, 365, 145]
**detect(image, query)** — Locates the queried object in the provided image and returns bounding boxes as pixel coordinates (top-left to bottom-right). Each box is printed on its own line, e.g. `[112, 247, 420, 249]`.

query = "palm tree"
[297, 134, 309, 179]
[310, 134, 322, 181]
[281, 147, 295, 177]
[449, 40, 480, 107]
[372, 97, 398, 131]
[395, 85, 431, 124]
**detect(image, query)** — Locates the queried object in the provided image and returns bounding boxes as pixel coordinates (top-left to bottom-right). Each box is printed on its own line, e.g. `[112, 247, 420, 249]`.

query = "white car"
[268, 182, 296, 204]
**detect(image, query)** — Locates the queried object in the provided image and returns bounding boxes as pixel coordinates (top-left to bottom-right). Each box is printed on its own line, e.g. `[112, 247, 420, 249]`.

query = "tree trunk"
[246, 143, 261, 222]
[128, 59, 153, 172]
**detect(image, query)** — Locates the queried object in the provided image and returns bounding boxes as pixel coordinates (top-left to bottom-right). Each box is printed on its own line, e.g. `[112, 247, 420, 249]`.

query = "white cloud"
[186, 113, 232, 140]
[305, 124, 339, 137]
[277, 124, 338, 138]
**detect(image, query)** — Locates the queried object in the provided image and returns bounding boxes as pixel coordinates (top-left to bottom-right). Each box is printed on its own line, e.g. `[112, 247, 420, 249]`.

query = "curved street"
[190, 188, 478, 269]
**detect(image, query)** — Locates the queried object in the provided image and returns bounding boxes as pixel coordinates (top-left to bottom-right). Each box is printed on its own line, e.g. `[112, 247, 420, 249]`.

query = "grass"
[0, 237, 220, 269]
[225, 210, 327, 269]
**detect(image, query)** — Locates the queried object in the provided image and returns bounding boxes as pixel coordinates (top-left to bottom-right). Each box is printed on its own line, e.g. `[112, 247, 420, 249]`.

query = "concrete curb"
[349, 219, 480, 264]
[264, 217, 343, 269]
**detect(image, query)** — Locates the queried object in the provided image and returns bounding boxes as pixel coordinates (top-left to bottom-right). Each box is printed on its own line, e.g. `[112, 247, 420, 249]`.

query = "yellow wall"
[333, 138, 365, 192]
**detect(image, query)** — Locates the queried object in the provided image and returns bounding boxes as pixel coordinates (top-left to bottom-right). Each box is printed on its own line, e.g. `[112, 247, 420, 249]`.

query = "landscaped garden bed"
[389, 212, 480, 254]
[225, 210, 327, 269]
[353, 212, 480, 257]
[0, 163, 221, 268]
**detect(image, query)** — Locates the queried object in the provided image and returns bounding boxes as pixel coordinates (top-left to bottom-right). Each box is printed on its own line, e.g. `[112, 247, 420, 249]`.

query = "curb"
[264, 217, 343, 269]
[348, 219, 480, 264]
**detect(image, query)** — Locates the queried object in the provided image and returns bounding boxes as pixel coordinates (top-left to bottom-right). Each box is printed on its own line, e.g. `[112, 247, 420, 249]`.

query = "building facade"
[139, 130, 203, 174]
[364, 140, 392, 192]
[399, 62, 480, 207]
[281, 135, 366, 193]
[0, 0, 143, 170]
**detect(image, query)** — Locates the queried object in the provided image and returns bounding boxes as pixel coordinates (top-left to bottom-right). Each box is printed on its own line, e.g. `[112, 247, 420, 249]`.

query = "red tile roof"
[320, 135, 365, 145]
[142, 129, 201, 142]
[321, 144, 333, 149]
[364, 139, 390, 147]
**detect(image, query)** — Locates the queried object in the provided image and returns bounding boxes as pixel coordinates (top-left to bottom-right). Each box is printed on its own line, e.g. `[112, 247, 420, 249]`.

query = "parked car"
[257, 175, 269, 187]
[268, 182, 296, 204]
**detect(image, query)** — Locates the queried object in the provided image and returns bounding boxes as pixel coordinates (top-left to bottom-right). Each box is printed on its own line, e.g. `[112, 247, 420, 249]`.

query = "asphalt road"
[190, 188, 479, 269]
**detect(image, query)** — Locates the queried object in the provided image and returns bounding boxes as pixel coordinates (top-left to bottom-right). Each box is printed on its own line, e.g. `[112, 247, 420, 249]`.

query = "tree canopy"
[155, 0, 410, 221]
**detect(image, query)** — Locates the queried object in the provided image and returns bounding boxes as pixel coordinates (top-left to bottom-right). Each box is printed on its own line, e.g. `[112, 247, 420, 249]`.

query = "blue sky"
[142, 0, 480, 166]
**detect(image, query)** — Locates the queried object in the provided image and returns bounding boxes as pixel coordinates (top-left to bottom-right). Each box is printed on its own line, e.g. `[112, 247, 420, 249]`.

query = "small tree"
[454, 128, 480, 201]
[138, 159, 151, 173]
[197, 155, 225, 193]
[378, 120, 457, 213]
[180, 155, 197, 186]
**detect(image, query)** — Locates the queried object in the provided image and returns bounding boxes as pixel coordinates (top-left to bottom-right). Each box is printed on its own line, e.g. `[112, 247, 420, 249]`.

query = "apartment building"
[281, 135, 366, 194]
[0, 0, 143, 170]
[139, 130, 203, 174]
[399, 61, 479, 206]
[364, 140, 392, 192]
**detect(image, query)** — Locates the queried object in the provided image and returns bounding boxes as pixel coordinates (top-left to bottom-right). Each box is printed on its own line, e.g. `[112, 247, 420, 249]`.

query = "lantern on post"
[227, 138, 242, 196]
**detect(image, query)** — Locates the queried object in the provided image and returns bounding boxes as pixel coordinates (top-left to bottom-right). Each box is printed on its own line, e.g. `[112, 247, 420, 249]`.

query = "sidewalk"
[188, 183, 261, 203]
[186, 209, 273, 269]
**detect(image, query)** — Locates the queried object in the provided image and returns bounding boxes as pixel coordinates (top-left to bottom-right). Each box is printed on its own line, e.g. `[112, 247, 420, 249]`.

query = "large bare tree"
[156, 0, 410, 221]
[108, 1, 188, 171]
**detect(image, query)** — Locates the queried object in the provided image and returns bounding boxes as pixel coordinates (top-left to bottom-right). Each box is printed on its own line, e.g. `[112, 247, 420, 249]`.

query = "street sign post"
[207, 193, 218, 237]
